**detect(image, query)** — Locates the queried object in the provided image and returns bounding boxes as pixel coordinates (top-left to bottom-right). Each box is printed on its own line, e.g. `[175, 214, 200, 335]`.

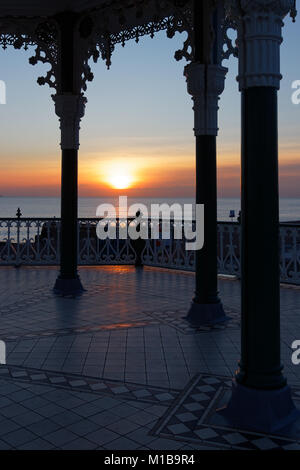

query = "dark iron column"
[222, 0, 298, 433]
[238, 87, 283, 390]
[184, 1, 228, 326]
[53, 13, 85, 295]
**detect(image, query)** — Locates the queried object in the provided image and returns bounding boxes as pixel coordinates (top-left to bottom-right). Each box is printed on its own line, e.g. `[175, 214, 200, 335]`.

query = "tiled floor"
[0, 265, 300, 450]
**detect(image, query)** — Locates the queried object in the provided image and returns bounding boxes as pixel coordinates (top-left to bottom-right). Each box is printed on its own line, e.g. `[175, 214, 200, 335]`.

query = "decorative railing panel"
[141, 220, 195, 270]
[0, 218, 60, 266]
[217, 223, 241, 276]
[77, 219, 136, 265]
[0, 218, 299, 285]
[279, 225, 300, 284]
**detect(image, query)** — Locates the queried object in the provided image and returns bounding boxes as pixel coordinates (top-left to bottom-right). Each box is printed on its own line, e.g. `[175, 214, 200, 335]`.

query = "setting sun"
[99, 159, 138, 191]
[109, 173, 133, 190]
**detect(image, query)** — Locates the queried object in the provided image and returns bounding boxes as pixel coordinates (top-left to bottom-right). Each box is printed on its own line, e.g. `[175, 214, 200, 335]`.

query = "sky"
[0, 15, 299, 199]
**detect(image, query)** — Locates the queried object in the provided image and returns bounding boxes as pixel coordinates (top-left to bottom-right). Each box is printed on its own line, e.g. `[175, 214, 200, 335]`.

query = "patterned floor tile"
[151, 373, 300, 450]
[143, 307, 240, 334]
[0, 321, 159, 343]
[0, 267, 299, 450]
[0, 364, 179, 406]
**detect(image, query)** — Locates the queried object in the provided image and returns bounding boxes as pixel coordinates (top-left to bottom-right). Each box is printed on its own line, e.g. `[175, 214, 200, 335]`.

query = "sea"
[0, 196, 299, 222]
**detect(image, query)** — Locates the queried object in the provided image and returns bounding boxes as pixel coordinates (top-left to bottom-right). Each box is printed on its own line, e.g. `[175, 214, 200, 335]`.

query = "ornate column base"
[220, 380, 300, 434]
[53, 275, 85, 297]
[184, 301, 229, 327]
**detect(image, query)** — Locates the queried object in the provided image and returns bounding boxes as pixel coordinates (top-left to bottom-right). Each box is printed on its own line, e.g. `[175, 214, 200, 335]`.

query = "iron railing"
[0, 217, 299, 285]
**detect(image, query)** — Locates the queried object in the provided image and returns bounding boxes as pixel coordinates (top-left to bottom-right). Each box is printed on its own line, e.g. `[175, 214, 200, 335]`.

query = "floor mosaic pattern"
[0, 265, 299, 449]
[151, 373, 300, 450]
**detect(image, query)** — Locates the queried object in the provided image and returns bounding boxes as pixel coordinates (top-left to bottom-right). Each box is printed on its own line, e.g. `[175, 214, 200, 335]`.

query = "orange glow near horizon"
[1, 146, 300, 197]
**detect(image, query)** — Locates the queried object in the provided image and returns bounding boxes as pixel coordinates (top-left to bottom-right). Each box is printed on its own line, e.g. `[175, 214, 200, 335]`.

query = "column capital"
[226, 0, 295, 90]
[184, 63, 228, 136]
[227, 0, 294, 17]
[53, 94, 86, 150]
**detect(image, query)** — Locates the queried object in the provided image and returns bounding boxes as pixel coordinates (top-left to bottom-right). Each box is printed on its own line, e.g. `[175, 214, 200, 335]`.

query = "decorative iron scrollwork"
[221, 16, 238, 61]
[90, 0, 193, 68]
[0, 20, 58, 90]
[290, 0, 297, 21]
[0, 33, 34, 50]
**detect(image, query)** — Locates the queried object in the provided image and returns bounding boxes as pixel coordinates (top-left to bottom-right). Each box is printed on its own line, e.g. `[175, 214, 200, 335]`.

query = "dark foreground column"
[238, 87, 284, 390]
[183, 1, 228, 326]
[61, 149, 78, 281]
[52, 13, 86, 296]
[184, 62, 229, 326]
[222, 0, 299, 433]
[53, 94, 86, 296]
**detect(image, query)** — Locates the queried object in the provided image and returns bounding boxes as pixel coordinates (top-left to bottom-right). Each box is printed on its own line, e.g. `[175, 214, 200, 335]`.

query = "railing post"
[15, 207, 22, 268]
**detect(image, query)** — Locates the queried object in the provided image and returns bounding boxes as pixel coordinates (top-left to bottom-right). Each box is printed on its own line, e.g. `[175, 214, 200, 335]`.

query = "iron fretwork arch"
[0, 0, 239, 95]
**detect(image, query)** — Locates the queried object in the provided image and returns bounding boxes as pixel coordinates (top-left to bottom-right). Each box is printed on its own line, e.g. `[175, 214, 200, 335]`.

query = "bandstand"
[0, 0, 299, 436]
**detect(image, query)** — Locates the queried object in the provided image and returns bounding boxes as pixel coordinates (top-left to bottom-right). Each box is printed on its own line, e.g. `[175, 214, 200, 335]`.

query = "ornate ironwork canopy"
[0, 0, 296, 93]
[0, 1, 240, 94]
